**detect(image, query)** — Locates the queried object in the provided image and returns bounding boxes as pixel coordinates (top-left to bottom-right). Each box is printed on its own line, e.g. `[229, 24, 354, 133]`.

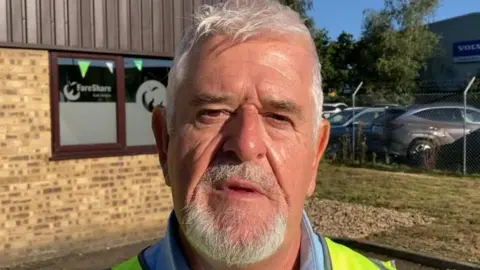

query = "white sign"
[135, 80, 167, 112]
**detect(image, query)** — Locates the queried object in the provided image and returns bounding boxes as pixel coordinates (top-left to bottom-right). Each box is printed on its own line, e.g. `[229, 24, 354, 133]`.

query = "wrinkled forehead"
[188, 33, 314, 73]
[180, 33, 315, 105]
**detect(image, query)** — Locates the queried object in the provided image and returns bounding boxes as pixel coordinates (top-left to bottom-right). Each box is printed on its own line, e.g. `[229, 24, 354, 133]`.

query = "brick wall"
[0, 48, 173, 267]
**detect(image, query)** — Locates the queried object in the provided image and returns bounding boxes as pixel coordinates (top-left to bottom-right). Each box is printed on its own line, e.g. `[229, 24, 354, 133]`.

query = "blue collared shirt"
[142, 210, 325, 270]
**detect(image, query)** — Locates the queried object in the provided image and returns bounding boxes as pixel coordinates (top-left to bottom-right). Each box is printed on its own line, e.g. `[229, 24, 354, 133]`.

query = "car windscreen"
[328, 108, 364, 125]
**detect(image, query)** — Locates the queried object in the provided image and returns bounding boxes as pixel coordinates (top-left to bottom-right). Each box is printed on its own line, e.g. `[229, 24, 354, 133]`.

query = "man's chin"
[183, 207, 287, 266]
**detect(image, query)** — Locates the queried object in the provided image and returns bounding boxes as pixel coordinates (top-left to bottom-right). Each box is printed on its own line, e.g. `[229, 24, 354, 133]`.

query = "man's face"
[156, 34, 329, 265]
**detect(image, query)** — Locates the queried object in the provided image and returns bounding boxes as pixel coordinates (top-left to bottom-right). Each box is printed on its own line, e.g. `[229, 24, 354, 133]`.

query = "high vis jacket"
[110, 211, 396, 270]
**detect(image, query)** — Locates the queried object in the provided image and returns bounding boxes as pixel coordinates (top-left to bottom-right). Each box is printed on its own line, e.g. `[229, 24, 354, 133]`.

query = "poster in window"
[58, 58, 117, 103]
[57, 57, 117, 145]
[124, 58, 172, 146]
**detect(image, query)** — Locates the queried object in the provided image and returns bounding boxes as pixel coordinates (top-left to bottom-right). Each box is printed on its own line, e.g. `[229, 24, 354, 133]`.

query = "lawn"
[312, 163, 480, 264]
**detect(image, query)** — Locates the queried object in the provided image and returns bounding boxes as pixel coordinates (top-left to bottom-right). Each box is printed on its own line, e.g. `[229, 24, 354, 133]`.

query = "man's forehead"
[187, 33, 313, 69]
[179, 34, 315, 113]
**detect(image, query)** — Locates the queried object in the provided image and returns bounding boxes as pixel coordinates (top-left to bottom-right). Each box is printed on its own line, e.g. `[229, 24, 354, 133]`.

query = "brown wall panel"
[173, 0, 183, 54]
[183, 0, 193, 31]
[79, 0, 93, 47]
[141, 0, 153, 52]
[0, 0, 223, 57]
[39, 0, 53, 45]
[152, 0, 164, 53]
[105, 0, 119, 50]
[54, 0, 66, 46]
[10, 0, 23, 43]
[118, 0, 130, 51]
[162, 0, 174, 55]
[129, 0, 142, 51]
[93, 0, 106, 49]
[67, 0, 80, 47]
[25, 0, 38, 44]
[0, 0, 7, 42]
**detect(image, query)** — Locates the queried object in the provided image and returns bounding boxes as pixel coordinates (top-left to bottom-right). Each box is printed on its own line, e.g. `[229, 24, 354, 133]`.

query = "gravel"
[305, 198, 436, 239]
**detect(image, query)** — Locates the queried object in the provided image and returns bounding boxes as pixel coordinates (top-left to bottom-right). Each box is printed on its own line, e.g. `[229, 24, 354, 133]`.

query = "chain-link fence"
[324, 78, 480, 175]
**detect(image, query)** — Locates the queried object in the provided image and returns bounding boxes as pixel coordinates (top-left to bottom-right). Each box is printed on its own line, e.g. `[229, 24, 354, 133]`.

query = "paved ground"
[3, 239, 441, 270]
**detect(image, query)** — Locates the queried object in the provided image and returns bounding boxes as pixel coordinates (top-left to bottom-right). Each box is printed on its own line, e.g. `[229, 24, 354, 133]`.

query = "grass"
[314, 162, 480, 264]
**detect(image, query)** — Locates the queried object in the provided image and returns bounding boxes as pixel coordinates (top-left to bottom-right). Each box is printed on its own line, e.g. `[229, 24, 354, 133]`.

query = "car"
[326, 107, 387, 157]
[368, 103, 480, 167]
[365, 107, 408, 155]
[322, 103, 348, 119]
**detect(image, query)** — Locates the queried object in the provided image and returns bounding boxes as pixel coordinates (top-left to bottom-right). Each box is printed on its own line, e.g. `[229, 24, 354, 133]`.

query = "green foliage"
[309, 0, 440, 98]
[281, 0, 314, 29]
[359, 0, 440, 94]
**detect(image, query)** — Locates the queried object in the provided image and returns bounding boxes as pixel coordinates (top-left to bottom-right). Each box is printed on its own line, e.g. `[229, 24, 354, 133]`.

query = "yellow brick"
[0, 47, 172, 268]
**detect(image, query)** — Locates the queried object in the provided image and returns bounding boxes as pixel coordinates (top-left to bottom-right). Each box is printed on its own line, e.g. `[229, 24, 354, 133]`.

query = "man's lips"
[214, 178, 265, 196]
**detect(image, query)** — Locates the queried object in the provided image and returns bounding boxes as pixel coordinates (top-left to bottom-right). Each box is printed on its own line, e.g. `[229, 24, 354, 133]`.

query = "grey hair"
[165, 0, 323, 137]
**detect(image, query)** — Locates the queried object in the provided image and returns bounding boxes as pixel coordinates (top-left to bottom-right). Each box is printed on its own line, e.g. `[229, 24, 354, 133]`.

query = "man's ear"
[307, 119, 330, 196]
[152, 105, 171, 186]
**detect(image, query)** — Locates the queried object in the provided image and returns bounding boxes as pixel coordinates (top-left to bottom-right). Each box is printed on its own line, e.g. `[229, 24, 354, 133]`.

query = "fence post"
[463, 76, 476, 175]
[351, 81, 364, 160]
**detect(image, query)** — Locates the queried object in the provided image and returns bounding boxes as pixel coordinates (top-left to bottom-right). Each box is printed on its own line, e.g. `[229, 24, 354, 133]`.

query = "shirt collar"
[143, 210, 324, 270]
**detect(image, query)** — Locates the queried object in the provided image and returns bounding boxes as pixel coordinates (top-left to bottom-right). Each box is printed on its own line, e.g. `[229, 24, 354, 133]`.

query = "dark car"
[365, 107, 409, 155]
[326, 107, 386, 157]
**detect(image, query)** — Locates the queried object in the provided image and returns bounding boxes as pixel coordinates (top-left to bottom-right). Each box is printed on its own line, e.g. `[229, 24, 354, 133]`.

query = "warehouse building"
[0, 0, 223, 267]
[421, 12, 480, 90]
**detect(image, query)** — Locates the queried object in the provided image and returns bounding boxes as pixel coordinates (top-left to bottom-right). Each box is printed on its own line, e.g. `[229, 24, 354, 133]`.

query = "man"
[112, 1, 396, 269]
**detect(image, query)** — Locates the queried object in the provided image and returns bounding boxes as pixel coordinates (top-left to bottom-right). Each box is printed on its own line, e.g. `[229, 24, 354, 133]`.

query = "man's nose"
[222, 109, 266, 162]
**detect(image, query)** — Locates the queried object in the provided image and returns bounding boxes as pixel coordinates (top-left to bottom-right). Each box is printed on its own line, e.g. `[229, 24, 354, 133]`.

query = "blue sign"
[452, 40, 480, 63]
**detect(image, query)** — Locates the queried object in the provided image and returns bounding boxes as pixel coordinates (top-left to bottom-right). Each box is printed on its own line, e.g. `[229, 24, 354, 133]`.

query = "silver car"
[384, 103, 480, 163]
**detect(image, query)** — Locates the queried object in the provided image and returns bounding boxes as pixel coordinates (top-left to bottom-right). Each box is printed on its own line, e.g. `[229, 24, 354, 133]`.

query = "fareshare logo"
[63, 81, 112, 101]
[135, 80, 167, 112]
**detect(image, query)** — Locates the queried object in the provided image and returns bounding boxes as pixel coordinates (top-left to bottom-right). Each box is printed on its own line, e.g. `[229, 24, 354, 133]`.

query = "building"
[0, 0, 222, 267]
[422, 12, 480, 90]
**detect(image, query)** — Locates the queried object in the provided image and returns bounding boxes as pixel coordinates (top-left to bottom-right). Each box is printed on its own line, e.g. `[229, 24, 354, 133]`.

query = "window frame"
[49, 52, 165, 160]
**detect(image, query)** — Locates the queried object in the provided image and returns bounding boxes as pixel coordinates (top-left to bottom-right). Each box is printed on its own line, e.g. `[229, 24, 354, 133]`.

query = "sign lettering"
[63, 82, 113, 102]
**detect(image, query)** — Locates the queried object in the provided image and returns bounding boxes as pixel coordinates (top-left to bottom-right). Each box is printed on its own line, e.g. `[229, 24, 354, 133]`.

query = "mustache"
[201, 162, 280, 195]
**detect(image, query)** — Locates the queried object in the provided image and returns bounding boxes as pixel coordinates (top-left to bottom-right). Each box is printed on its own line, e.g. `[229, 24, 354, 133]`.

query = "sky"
[308, 0, 480, 40]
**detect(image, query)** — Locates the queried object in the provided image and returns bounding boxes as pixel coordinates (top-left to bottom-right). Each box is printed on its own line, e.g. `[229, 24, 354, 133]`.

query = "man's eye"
[198, 109, 227, 117]
[266, 114, 291, 126]
[197, 109, 230, 124]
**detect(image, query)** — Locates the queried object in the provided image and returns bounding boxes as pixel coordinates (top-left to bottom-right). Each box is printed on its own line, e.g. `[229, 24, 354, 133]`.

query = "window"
[355, 111, 383, 126]
[414, 108, 463, 122]
[328, 108, 364, 126]
[465, 109, 480, 123]
[124, 58, 171, 146]
[50, 52, 172, 160]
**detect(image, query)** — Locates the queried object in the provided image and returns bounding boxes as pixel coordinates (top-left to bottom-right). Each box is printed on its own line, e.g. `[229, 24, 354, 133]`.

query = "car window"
[414, 108, 463, 122]
[372, 114, 388, 126]
[465, 109, 480, 123]
[328, 108, 364, 125]
[355, 111, 383, 125]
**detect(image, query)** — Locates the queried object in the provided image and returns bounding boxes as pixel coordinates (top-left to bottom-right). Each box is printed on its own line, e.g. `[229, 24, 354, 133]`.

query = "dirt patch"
[305, 198, 435, 239]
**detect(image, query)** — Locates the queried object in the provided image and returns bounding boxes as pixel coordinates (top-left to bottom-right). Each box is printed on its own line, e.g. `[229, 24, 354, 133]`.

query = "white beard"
[182, 201, 287, 267]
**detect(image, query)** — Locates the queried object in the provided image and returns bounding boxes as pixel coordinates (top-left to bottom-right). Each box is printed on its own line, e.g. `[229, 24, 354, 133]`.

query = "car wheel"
[407, 139, 436, 169]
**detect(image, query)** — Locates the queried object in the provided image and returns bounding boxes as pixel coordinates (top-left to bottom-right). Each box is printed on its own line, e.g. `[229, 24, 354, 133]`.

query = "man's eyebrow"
[188, 93, 234, 107]
[264, 98, 304, 119]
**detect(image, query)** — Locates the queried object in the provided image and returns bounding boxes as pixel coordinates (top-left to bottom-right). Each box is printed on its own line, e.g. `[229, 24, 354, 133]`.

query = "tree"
[357, 0, 440, 97]
[281, 0, 314, 29]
